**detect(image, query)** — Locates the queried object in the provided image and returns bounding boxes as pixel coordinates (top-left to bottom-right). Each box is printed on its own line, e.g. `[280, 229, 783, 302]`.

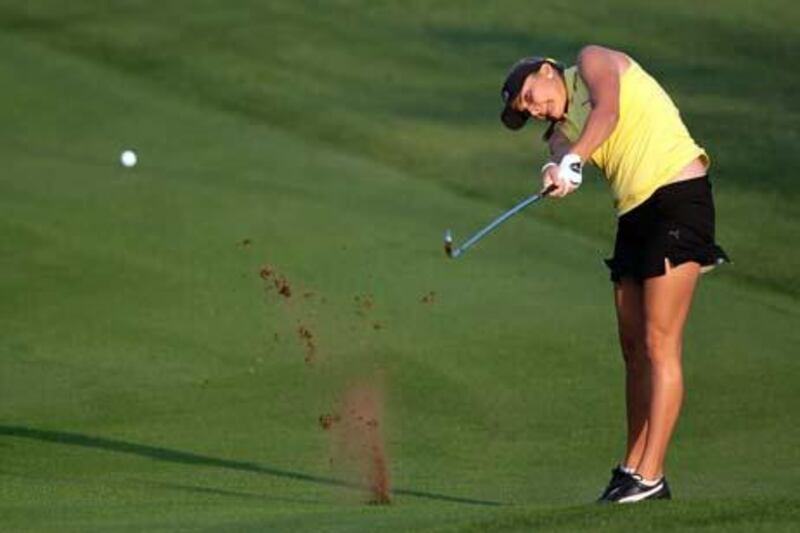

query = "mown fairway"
[1, 1, 798, 531]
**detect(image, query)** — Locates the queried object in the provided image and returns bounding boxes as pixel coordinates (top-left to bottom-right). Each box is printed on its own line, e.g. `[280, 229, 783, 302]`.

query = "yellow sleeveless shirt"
[555, 60, 709, 215]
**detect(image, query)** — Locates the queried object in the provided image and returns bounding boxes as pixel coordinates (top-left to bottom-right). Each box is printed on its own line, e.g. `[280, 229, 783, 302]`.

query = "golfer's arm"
[547, 129, 571, 163]
[569, 46, 620, 161]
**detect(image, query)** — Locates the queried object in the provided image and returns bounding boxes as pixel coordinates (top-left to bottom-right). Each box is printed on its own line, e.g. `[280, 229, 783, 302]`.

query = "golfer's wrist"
[567, 144, 590, 162]
[561, 152, 582, 164]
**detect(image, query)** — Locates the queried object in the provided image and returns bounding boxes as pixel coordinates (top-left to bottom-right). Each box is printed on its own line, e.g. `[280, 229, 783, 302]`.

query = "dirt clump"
[259, 265, 292, 299]
[296, 323, 316, 364]
[274, 276, 292, 298]
[354, 294, 374, 316]
[259, 265, 274, 280]
[319, 412, 341, 431]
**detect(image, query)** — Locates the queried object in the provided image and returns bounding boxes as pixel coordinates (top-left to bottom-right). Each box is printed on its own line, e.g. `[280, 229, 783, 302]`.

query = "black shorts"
[604, 176, 729, 283]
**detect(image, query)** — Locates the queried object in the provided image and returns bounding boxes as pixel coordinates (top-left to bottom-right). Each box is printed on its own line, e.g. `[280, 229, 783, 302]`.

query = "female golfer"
[499, 45, 727, 503]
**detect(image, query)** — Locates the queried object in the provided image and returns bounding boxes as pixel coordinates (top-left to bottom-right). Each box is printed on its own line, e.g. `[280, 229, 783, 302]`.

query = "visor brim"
[501, 106, 529, 130]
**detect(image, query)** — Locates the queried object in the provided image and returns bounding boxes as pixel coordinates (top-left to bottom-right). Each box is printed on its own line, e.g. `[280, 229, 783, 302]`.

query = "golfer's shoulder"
[576, 45, 631, 79]
[577, 44, 613, 62]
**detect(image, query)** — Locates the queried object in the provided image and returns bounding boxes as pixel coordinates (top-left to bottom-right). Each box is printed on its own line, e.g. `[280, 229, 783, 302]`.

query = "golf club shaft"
[455, 184, 557, 256]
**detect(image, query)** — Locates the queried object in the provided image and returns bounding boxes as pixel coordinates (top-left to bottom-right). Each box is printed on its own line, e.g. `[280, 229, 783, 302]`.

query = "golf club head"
[444, 229, 459, 258]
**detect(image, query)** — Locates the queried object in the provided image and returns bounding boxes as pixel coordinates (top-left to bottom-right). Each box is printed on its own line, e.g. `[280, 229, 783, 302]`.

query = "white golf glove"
[541, 153, 582, 197]
[558, 153, 583, 190]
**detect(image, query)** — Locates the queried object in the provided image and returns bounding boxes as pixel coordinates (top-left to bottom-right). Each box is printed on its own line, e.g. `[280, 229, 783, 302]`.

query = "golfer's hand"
[542, 154, 583, 198]
[541, 164, 574, 198]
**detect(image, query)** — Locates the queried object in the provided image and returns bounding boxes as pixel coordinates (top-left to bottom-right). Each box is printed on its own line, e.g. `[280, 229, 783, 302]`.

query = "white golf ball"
[120, 149, 138, 168]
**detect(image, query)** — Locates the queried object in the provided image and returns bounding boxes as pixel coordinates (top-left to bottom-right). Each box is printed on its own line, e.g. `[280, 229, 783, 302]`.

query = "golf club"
[444, 184, 557, 259]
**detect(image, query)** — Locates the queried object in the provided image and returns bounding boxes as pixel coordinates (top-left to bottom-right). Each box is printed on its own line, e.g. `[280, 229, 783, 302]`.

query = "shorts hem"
[606, 245, 730, 283]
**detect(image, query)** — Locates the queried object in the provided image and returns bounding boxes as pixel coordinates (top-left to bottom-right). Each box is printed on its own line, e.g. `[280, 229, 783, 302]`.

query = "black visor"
[501, 106, 530, 130]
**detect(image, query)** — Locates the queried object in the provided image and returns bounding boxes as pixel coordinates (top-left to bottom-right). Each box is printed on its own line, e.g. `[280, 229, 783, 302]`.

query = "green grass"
[1, 1, 799, 531]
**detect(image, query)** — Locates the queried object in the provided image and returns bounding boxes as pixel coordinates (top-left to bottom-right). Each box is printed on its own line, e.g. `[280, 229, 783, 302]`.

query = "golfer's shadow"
[0, 425, 502, 507]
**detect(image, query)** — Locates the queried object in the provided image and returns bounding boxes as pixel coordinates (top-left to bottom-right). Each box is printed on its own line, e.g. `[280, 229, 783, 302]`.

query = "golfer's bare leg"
[614, 277, 650, 469]
[637, 261, 700, 480]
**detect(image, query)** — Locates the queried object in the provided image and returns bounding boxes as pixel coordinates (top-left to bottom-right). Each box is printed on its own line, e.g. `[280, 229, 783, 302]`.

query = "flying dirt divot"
[321, 380, 391, 505]
[260, 264, 292, 298]
[261, 264, 316, 364]
[259, 266, 391, 503]
[259, 264, 273, 280]
[274, 276, 291, 298]
[318, 412, 341, 431]
[296, 323, 317, 365]
[354, 294, 374, 317]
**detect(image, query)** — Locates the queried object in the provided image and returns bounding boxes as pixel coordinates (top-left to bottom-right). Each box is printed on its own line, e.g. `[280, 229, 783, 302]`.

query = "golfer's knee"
[619, 330, 647, 367]
[645, 327, 680, 363]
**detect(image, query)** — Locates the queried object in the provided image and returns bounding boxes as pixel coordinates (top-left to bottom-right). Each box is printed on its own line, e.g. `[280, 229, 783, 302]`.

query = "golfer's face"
[515, 73, 562, 121]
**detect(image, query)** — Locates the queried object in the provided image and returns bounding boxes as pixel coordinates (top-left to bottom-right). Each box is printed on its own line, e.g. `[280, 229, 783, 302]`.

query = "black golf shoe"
[604, 474, 671, 504]
[596, 465, 634, 502]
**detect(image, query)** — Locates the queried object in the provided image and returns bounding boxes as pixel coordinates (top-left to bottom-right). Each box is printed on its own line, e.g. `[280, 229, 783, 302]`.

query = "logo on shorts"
[668, 229, 681, 240]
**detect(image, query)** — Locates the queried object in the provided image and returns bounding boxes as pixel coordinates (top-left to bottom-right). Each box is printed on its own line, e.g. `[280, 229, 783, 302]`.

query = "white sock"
[619, 464, 635, 475]
[639, 476, 662, 487]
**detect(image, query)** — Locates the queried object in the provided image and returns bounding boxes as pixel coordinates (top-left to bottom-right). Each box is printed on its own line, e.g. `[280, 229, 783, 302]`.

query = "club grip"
[541, 183, 558, 197]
